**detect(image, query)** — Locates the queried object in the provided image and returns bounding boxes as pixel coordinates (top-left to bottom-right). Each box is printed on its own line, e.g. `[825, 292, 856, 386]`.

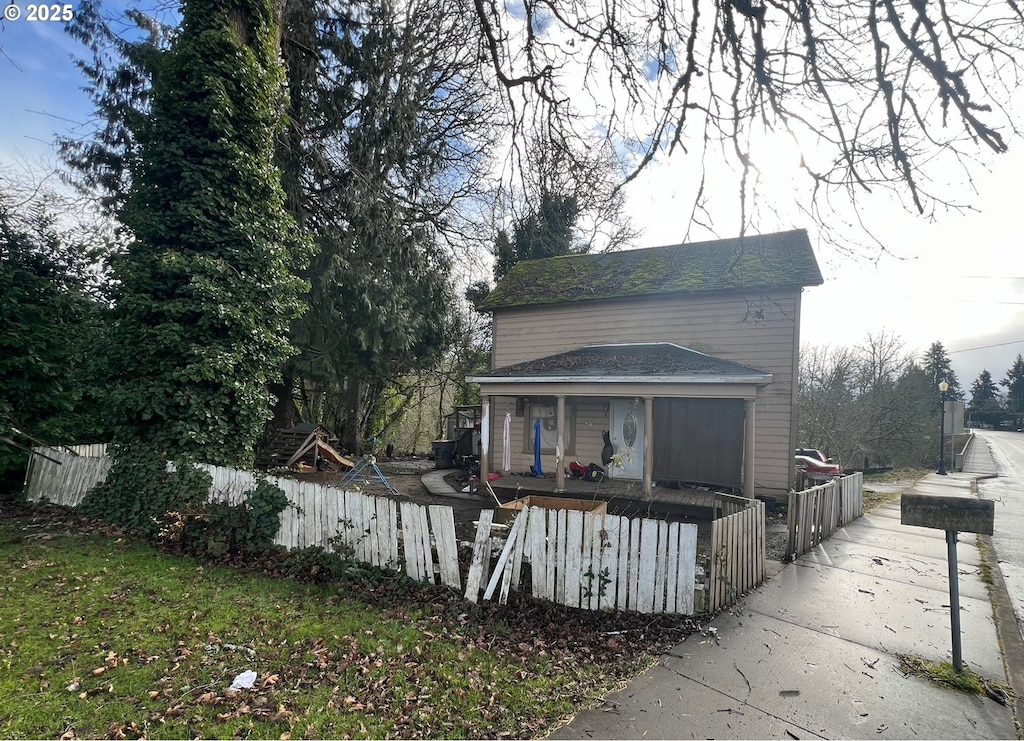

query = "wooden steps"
[256, 425, 353, 470]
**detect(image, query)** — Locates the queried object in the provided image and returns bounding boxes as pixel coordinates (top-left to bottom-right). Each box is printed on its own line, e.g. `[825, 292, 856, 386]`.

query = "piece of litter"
[229, 670, 257, 690]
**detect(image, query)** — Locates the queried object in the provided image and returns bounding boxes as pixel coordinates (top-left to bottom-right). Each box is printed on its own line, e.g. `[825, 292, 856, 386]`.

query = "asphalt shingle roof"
[478, 343, 770, 381]
[478, 228, 823, 311]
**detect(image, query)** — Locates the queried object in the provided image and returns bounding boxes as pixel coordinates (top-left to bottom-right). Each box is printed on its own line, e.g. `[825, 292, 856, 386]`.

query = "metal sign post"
[901, 493, 994, 673]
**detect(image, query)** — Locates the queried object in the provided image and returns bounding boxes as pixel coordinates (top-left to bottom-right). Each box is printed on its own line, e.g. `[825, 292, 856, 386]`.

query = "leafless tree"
[800, 332, 939, 468]
[469, 0, 1024, 237]
[799, 343, 858, 461]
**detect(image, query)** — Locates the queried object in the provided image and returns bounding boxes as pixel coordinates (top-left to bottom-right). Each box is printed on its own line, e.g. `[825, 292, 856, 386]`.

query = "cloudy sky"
[2, 4, 1022, 393]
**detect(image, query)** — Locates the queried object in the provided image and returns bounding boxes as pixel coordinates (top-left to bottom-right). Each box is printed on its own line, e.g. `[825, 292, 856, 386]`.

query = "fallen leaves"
[2, 502, 704, 740]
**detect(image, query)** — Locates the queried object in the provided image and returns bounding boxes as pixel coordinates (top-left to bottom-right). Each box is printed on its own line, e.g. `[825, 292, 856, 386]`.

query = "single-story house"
[467, 228, 824, 502]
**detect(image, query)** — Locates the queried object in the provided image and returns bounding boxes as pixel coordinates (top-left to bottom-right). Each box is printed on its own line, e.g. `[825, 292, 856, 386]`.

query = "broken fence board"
[464, 510, 495, 603]
[484, 508, 528, 601]
[501, 510, 529, 604]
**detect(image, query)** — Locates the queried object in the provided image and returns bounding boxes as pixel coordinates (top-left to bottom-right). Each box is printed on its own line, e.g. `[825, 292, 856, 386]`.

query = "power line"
[948, 339, 1024, 354]
[951, 300, 1024, 305]
[961, 275, 1024, 280]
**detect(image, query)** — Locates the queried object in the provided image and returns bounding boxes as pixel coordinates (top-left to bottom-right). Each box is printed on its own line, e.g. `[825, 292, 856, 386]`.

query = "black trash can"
[432, 440, 457, 469]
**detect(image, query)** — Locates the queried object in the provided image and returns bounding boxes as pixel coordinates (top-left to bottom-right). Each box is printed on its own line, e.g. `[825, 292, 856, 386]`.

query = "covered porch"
[468, 343, 773, 500]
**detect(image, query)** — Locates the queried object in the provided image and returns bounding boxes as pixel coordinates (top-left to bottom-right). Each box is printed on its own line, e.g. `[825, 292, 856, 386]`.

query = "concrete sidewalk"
[549, 472, 1018, 740]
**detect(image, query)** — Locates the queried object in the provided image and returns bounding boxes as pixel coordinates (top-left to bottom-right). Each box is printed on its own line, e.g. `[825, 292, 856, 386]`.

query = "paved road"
[974, 431, 1024, 638]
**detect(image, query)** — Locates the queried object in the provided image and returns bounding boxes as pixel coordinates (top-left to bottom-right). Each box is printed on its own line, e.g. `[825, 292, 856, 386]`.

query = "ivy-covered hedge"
[87, 0, 310, 533]
[82, 448, 289, 557]
[80, 446, 212, 538]
[104, 0, 309, 469]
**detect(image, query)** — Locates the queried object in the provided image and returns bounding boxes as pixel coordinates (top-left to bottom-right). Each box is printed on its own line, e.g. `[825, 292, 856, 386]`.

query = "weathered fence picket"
[464, 509, 495, 603]
[786, 472, 864, 561]
[469, 506, 698, 615]
[708, 497, 765, 613]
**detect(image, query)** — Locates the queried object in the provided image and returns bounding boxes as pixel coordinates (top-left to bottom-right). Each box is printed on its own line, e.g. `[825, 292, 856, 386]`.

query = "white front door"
[610, 399, 644, 480]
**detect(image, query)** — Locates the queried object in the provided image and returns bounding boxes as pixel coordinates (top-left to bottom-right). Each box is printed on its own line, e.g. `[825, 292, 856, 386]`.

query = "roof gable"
[479, 228, 823, 311]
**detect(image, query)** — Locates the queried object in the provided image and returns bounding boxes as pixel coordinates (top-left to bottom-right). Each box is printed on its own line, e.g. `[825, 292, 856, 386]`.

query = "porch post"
[643, 395, 654, 498]
[480, 395, 491, 483]
[555, 395, 566, 493]
[743, 398, 755, 498]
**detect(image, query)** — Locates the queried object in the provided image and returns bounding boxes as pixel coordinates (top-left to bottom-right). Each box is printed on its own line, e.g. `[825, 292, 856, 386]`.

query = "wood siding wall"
[490, 290, 802, 495]
[493, 397, 610, 474]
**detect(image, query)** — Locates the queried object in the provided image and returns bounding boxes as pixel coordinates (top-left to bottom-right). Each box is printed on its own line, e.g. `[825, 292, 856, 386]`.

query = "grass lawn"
[0, 507, 681, 739]
[861, 468, 930, 512]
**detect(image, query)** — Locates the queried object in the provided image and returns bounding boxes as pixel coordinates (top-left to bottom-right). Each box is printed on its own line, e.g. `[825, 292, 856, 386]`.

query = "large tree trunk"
[338, 378, 362, 454]
[268, 371, 299, 430]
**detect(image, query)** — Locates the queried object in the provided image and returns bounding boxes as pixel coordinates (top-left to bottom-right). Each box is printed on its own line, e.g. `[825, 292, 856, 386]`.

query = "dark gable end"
[478, 228, 824, 311]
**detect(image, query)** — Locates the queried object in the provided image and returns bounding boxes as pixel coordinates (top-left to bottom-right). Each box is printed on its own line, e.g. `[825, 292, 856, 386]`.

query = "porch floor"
[486, 472, 728, 523]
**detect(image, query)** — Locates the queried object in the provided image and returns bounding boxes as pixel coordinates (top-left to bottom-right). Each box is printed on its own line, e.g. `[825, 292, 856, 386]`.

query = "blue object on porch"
[533, 419, 543, 476]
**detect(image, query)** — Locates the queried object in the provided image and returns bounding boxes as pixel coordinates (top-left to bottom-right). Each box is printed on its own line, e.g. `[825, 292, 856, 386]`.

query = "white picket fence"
[24, 446, 112, 507]
[21, 446, 762, 616]
[24, 447, 461, 590]
[465, 507, 698, 614]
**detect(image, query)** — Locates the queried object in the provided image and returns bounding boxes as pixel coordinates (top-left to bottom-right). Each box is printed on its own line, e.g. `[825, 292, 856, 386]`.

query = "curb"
[978, 530, 1024, 737]
[970, 475, 1024, 736]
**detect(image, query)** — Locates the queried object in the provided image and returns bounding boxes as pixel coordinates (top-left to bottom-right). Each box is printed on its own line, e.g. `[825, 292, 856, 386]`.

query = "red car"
[794, 454, 843, 479]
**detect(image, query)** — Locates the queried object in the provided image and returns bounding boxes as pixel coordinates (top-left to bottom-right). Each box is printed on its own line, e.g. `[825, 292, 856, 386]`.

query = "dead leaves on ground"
[3, 502, 703, 739]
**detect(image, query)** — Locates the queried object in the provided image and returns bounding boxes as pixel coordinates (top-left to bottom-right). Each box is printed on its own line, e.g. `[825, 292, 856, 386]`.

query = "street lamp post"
[937, 380, 949, 475]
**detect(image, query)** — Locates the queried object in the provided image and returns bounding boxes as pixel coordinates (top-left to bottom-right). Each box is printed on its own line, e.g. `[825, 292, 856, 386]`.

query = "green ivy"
[138, 477, 289, 558]
[80, 444, 211, 537]
[242, 480, 290, 549]
[83, 0, 311, 530]
[103, 0, 310, 470]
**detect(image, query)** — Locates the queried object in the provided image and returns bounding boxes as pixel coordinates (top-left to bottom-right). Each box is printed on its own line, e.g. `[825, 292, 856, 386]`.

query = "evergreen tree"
[492, 230, 516, 283]
[0, 191, 111, 489]
[969, 369, 1003, 427]
[970, 370, 1000, 406]
[1002, 355, 1024, 416]
[493, 191, 584, 283]
[922, 341, 962, 398]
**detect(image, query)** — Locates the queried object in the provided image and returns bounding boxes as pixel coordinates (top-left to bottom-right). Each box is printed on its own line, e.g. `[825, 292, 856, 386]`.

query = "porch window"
[523, 399, 575, 454]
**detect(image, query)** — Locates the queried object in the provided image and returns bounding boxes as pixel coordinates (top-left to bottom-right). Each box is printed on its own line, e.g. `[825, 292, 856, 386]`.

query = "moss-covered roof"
[478, 228, 823, 311]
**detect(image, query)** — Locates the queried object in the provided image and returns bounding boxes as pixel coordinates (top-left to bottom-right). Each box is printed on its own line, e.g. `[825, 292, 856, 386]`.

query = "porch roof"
[468, 342, 772, 386]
